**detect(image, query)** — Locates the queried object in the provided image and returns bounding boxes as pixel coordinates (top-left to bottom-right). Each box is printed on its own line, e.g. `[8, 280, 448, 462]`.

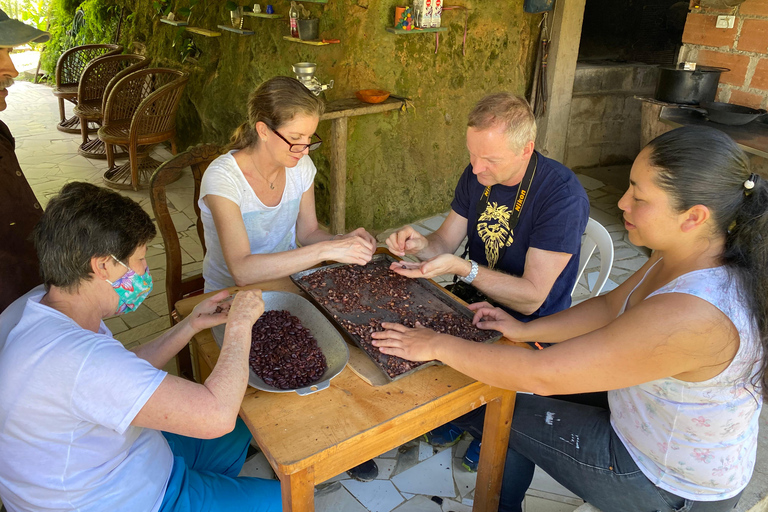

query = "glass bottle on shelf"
[289, 1, 299, 37]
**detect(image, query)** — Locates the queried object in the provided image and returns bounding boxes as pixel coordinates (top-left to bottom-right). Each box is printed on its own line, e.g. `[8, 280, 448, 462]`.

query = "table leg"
[473, 390, 516, 512]
[329, 117, 348, 235]
[281, 466, 315, 512]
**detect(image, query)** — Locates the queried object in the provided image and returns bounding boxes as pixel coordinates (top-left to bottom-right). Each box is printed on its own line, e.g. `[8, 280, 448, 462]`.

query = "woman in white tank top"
[372, 126, 767, 512]
[200, 76, 378, 292]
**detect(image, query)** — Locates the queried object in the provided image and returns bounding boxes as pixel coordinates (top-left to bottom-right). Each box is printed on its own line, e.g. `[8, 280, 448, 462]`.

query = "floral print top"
[609, 264, 763, 501]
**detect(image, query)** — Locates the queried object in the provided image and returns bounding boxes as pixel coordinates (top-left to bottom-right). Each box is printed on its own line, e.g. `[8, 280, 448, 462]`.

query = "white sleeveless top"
[609, 263, 763, 501]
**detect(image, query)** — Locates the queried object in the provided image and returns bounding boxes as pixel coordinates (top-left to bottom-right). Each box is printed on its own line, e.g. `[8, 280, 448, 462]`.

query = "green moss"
[46, 0, 540, 232]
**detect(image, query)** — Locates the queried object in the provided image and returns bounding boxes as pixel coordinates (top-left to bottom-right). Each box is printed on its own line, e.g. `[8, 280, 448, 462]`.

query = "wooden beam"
[537, 0, 587, 163]
[329, 117, 348, 234]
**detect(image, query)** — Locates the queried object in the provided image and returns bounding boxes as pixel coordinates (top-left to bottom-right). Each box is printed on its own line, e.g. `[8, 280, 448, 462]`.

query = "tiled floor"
[2, 76, 650, 512]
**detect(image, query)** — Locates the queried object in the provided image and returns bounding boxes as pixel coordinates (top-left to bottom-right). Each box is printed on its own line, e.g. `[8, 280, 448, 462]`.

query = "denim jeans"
[452, 394, 742, 512]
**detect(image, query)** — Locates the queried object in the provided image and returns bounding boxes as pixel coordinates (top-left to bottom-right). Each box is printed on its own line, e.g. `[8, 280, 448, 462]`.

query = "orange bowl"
[355, 89, 390, 104]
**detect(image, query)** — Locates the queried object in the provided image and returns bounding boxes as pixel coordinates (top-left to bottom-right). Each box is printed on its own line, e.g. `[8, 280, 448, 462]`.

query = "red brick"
[697, 50, 751, 86]
[682, 13, 738, 48]
[737, 19, 768, 54]
[740, 0, 768, 17]
[729, 89, 766, 108]
[750, 58, 768, 90]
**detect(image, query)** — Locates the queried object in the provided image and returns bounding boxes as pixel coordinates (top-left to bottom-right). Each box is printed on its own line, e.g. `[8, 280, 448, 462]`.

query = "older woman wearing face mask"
[0, 182, 281, 512]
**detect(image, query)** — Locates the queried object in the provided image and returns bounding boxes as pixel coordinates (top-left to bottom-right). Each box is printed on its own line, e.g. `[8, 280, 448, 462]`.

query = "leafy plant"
[177, 0, 199, 21]
[152, 0, 171, 18]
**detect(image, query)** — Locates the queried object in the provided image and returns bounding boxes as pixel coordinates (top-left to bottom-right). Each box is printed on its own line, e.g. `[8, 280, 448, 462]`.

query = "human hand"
[323, 234, 376, 265]
[370, 322, 444, 361]
[471, 305, 526, 340]
[389, 253, 469, 280]
[228, 289, 264, 327]
[385, 226, 428, 257]
[342, 227, 378, 249]
[189, 290, 233, 332]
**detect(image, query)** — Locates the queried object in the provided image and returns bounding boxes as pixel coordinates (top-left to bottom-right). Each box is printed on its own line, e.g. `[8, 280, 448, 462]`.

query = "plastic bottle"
[289, 1, 299, 38]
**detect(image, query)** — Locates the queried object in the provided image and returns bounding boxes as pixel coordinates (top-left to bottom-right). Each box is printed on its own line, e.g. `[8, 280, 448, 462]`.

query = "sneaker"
[461, 439, 481, 472]
[347, 459, 378, 482]
[422, 423, 464, 448]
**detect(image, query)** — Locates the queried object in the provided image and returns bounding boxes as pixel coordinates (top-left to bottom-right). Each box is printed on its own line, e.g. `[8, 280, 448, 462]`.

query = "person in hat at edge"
[0, 9, 49, 312]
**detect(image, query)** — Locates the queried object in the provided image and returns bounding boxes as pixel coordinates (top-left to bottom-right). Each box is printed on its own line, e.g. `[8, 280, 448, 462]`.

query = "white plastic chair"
[571, 217, 614, 300]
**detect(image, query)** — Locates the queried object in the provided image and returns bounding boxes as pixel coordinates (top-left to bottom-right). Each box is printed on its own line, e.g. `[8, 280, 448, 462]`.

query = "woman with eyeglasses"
[200, 76, 377, 294]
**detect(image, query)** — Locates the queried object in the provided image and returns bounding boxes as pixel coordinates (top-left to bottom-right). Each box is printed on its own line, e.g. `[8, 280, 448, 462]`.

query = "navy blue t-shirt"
[450, 151, 590, 321]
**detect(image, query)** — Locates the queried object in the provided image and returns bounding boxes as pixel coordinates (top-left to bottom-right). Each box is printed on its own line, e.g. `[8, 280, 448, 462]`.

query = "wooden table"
[319, 97, 406, 235]
[175, 277, 517, 512]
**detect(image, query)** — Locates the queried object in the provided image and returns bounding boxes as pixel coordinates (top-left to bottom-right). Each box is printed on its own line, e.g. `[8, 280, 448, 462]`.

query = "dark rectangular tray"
[290, 253, 501, 382]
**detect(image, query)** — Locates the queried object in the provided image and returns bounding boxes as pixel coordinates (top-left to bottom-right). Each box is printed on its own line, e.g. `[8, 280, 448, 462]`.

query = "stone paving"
[3, 75, 765, 512]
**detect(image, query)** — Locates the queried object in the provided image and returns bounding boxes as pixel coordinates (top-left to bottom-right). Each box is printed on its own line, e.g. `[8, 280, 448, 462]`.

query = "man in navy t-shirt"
[386, 93, 589, 322]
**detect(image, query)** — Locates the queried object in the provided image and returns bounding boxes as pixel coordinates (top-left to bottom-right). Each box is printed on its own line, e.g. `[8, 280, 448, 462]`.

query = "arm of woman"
[206, 194, 373, 286]
[470, 251, 662, 343]
[374, 288, 737, 395]
[131, 290, 264, 439]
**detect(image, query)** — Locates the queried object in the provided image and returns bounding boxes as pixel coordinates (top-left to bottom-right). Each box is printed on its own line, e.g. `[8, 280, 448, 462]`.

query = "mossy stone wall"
[120, 0, 540, 232]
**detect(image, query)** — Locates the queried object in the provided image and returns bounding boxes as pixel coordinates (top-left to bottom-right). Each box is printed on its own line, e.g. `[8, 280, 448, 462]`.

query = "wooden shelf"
[282, 36, 332, 45]
[217, 24, 254, 35]
[243, 11, 283, 18]
[160, 17, 188, 26]
[386, 26, 447, 34]
[185, 27, 221, 37]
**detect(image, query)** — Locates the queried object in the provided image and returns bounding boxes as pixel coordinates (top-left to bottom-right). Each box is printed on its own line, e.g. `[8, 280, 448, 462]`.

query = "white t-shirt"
[199, 151, 317, 292]
[0, 287, 172, 512]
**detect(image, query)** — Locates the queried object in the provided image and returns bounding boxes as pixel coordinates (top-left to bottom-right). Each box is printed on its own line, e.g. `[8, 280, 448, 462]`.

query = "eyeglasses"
[270, 127, 322, 153]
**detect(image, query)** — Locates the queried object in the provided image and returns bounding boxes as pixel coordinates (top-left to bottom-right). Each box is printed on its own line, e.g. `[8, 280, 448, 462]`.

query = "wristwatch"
[460, 260, 479, 284]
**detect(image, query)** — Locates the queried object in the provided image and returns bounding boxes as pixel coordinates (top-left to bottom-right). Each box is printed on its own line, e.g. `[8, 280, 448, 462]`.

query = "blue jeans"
[159, 418, 282, 512]
[453, 394, 742, 512]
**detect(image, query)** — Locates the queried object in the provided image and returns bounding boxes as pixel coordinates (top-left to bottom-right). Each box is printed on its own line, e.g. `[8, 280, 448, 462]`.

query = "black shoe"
[346, 459, 378, 482]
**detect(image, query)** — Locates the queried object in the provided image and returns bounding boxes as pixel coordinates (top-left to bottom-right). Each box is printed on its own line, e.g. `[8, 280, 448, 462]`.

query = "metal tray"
[211, 291, 349, 395]
[290, 254, 501, 382]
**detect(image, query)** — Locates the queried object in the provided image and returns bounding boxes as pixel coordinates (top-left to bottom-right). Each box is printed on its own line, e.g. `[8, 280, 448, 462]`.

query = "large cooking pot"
[655, 65, 729, 105]
[679, 101, 768, 126]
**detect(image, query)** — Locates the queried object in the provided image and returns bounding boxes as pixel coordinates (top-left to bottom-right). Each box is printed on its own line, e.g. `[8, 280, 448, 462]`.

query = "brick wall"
[680, 0, 768, 109]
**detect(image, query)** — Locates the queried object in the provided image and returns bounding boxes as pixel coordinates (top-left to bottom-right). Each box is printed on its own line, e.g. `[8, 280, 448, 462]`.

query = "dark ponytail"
[647, 126, 768, 396]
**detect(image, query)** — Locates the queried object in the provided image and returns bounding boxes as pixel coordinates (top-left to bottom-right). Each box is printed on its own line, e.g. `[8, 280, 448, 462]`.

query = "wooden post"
[537, 0, 587, 163]
[329, 117, 348, 235]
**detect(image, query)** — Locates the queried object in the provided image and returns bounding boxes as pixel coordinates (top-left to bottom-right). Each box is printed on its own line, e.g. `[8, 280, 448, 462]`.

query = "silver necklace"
[249, 152, 277, 190]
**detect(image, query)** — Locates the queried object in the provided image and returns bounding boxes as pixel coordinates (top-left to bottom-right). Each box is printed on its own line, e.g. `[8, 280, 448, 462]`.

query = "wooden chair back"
[150, 144, 223, 380]
[103, 68, 187, 134]
[76, 54, 148, 107]
[130, 71, 189, 145]
[55, 44, 122, 89]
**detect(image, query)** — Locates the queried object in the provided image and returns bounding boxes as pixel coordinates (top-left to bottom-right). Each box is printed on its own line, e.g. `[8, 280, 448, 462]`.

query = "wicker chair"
[150, 143, 224, 381]
[74, 54, 149, 159]
[99, 68, 189, 191]
[52, 44, 122, 133]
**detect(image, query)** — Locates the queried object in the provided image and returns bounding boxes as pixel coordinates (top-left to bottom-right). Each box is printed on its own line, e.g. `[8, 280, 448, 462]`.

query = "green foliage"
[0, 0, 50, 32]
[38, 0, 120, 79]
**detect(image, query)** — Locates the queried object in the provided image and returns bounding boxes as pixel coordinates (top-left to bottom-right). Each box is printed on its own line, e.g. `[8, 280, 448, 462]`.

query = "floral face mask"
[106, 255, 153, 315]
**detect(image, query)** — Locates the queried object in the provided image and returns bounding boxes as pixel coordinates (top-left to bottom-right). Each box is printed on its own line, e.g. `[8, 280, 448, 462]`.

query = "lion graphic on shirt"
[476, 201, 513, 269]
